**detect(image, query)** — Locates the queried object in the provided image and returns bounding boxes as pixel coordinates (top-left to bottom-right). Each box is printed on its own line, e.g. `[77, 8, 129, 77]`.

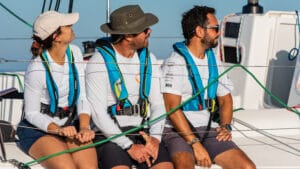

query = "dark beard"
[201, 34, 218, 48]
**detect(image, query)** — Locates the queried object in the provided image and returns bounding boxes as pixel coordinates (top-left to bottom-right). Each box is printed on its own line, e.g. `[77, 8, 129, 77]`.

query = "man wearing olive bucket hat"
[86, 5, 174, 169]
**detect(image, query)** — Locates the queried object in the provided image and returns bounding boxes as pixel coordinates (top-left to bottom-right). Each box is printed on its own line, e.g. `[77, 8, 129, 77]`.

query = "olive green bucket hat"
[100, 5, 158, 34]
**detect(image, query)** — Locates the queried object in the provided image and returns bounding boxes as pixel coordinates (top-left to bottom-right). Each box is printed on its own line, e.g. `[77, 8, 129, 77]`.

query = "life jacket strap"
[206, 99, 219, 114]
[108, 104, 140, 116]
[107, 98, 148, 118]
[40, 103, 76, 121]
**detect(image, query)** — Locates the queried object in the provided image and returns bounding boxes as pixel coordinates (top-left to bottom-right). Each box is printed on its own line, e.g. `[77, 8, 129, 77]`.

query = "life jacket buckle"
[122, 104, 140, 116]
[206, 99, 212, 112]
[207, 99, 218, 114]
[198, 104, 203, 110]
[108, 103, 142, 117]
[116, 105, 121, 112]
[40, 103, 75, 119]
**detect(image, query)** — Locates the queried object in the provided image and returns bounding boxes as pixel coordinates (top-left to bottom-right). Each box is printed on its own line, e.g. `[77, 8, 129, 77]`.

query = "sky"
[0, 0, 300, 71]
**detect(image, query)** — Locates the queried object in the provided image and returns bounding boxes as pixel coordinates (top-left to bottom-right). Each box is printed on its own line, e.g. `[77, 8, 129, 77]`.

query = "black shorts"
[94, 127, 171, 169]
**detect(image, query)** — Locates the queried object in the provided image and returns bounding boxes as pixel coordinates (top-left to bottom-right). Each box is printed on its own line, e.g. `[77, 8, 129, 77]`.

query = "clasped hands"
[127, 131, 160, 167]
[56, 126, 95, 143]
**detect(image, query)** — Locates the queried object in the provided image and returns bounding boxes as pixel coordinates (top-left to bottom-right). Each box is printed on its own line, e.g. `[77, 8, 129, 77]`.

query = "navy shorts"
[16, 119, 79, 154]
[162, 127, 238, 161]
[16, 119, 47, 154]
[94, 127, 171, 169]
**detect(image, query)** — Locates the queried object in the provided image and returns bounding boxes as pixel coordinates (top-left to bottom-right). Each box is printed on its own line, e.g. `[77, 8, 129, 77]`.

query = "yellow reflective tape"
[211, 99, 216, 112]
[113, 81, 121, 98]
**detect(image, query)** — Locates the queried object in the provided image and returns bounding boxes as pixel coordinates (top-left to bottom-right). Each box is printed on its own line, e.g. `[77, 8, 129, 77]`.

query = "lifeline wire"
[4, 121, 300, 137]
[22, 63, 300, 167]
[234, 117, 300, 155]
[233, 118, 300, 157]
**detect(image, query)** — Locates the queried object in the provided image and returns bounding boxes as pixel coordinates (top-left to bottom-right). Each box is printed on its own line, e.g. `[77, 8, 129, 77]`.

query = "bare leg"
[29, 135, 76, 169]
[214, 148, 256, 169]
[111, 165, 131, 169]
[151, 162, 174, 169]
[67, 139, 98, 169]
[171, 151, 195, 169]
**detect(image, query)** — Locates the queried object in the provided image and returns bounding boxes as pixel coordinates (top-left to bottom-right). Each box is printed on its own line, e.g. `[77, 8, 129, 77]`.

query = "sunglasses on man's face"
[142, 28, 150, 34]
[131, 28, 150, 37]
[203, 25, 219, 33]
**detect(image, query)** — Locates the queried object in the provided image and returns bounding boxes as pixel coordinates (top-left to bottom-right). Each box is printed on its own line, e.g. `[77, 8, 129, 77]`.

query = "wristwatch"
[187, 137, 200, 145]
[221, 124, 232, 131]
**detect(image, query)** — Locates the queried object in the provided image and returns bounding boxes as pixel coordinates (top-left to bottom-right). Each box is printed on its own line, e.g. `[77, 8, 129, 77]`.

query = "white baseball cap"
[33, 11, 79, 40]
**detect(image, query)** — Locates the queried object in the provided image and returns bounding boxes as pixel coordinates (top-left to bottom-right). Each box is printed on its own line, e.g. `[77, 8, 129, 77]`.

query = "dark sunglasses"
[132, 28, 150, 36]
[203, 25, 219, 33]
[142, 28, 150, 34]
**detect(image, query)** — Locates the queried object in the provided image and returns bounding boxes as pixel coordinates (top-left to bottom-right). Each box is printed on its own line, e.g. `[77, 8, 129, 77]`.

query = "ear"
[124, 34, 134, 42]
[195, 26, 205, 38]
[52, 33, 59, 41]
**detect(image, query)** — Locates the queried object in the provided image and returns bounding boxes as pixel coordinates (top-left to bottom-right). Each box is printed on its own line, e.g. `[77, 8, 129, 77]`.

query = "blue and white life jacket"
[40, 45, 80, 114]
[173, 41, 218, 112]
[95, 38, 152, 118]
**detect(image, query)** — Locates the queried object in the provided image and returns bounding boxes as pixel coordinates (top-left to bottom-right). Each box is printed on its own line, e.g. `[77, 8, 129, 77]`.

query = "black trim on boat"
[0, 87, 23, 100]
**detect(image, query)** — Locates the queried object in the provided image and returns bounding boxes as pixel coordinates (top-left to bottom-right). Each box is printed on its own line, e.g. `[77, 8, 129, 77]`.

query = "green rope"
[0, 72, 24, 92]
[0, 2, 33, 28]
[233, 107, 245, 112]
[22, 63, 300, 167]
[234, 65, 300, 115]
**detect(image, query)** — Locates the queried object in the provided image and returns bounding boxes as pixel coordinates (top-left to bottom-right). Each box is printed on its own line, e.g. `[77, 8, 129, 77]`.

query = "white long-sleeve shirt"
[24, 44, 91, 132]
[86, 49, 166, 149]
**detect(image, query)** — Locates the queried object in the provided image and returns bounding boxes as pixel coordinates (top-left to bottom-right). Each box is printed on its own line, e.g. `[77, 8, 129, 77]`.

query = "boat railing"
[0, 72, 24, 126]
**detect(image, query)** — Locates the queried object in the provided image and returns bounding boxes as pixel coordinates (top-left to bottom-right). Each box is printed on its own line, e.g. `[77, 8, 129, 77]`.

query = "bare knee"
[77, 164, 98, 169]
[38, 154, 77, 169]
[46, 161, 76, 169]
[151, 162, 174, 169]
[112, 166, 131, 169]
[243, 162, 256, 169]
[234, 149, 256, 169]
[172, 151, 195, 169]
[214, 148, 256, 169]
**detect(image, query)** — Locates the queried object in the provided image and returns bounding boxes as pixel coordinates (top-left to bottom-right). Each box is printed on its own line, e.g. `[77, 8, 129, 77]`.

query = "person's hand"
[127, 144, 151, 165]
[216, 126, 232, 141]
[140, 131, 160, 164]
[192, 142, 212, 168]
[57, 126, 77, 138]
[76, 127, 95, 143]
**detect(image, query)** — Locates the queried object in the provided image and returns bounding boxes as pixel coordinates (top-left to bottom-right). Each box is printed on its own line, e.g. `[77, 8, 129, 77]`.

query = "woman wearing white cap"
[16, 11, 98, 169]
